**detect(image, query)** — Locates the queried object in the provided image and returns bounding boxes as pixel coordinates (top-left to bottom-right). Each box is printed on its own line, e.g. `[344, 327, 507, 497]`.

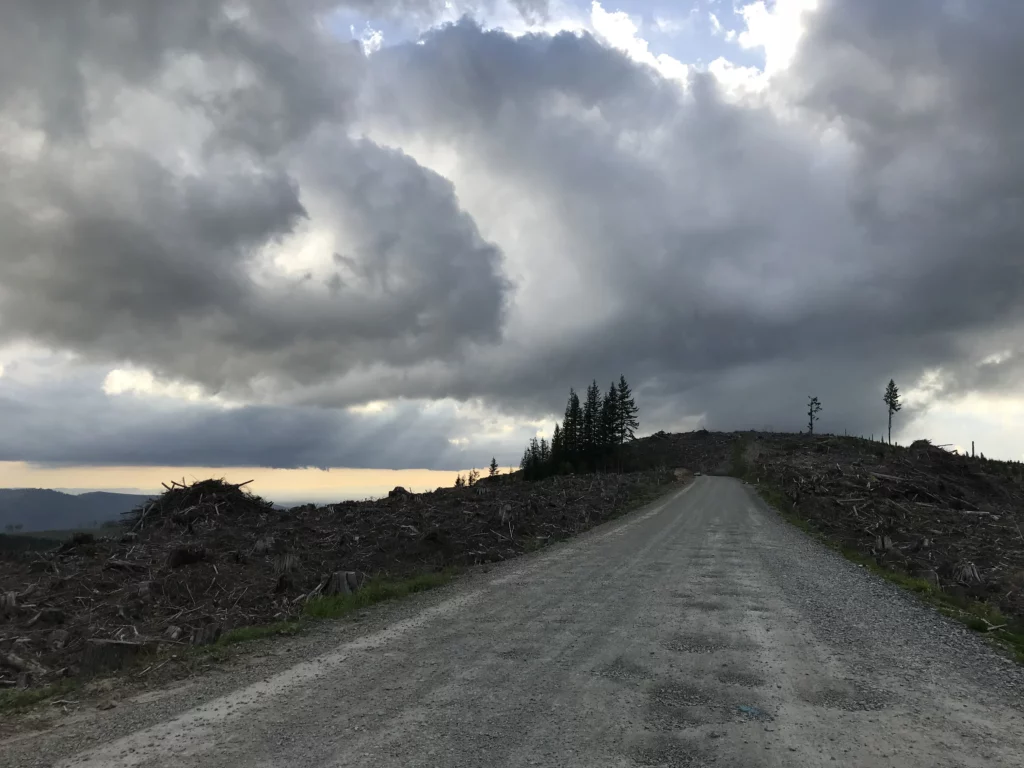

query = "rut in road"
[6, 476, 1024, 768]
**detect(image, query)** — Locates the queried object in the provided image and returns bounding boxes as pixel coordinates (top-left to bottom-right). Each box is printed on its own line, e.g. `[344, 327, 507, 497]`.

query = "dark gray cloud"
[1, 0, 1022, 470]
[0, 1, 508, 397]
[353, 8, 1024, 437]
[0, 363, 531, 469]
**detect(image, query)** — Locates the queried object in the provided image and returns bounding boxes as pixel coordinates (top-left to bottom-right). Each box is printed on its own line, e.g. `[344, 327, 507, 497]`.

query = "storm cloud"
[1, 0, 1022, 468]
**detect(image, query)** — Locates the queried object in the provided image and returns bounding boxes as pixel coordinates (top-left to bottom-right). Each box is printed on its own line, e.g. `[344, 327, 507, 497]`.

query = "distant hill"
[0, 489, 155, 533]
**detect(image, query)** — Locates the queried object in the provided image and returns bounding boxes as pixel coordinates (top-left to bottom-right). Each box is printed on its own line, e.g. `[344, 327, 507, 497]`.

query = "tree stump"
[190, 623, 222, 647]
[324, 571, 361, 597]
[81, 639, 156, 675]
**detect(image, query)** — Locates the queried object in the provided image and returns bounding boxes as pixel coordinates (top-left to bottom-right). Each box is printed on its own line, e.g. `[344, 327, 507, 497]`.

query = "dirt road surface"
[5, 476, 1024, 767]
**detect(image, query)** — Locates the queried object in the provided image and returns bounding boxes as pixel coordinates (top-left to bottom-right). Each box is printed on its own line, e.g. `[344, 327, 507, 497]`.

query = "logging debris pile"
[0, 470, 677, 689]
[747, 434, 1024, 622]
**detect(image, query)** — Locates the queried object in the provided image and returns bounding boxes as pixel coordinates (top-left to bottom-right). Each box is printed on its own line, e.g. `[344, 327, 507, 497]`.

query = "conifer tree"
[599, 381, 619, 447]
[582, 380, 601, 454]
[807, 396, 822, 434]
[551, 424, 563, 468]
[563, 388, 582, 461]
[489, 457, 499, 477]
[616, 375, 639, 442]
[883, 379, 902, 445]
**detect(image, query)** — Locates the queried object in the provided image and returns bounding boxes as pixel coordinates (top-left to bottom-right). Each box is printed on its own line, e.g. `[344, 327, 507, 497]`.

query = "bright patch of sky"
[327, 0, 769, 72]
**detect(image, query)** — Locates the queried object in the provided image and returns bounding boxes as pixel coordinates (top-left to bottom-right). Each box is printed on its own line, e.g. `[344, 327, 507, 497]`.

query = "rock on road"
[6, 476, 1024, 767]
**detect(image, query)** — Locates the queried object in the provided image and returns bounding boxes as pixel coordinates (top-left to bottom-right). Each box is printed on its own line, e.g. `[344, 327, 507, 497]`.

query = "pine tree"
[467, 468, 480, 486]
[883, 379, 902, 445]
[455, 473, 466, 488]
[582, 380, 601, 455]
[616, 375, 639, 442]
[571, 391, 583, 457]
[517, 437, 543, 480]
[488, 457, 499, 477]
[551, 424, 563, 469]
[807, 396, 822, 434]
[540, 437, 550, 465]
[562, 389, 581, 461]
[599, 381, 619, 448]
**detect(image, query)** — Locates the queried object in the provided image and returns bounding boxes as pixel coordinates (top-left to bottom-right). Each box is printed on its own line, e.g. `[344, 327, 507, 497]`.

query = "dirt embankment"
[0, 470, 678, 690]
[741, 433, 1024, 623]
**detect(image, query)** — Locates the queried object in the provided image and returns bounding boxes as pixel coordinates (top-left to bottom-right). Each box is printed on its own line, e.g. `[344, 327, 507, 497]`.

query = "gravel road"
[5, 476, 1024, 767]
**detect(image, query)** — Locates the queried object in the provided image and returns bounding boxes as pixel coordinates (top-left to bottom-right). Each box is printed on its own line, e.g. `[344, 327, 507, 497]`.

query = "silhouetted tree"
[883, 379, 902, 445]
[616, 375, 639, 442]
[454, 474, 466, 488]
[582, 380, 601, 456]
[467, 468, 480, 486]
[489, 457, 499, 477]
[551, 424, 564, 468]
[599, 381, 619, 448]
[563, 388, 582, 462]
[807, 396, 822, 434]
[516, 374, 642, 482]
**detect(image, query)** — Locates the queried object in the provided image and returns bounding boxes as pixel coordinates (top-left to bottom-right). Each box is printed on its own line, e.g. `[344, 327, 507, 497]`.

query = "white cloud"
[349, 23, 385, 55]
[102, 367, 239, 407]
[347, 400, 392, 414]
[708, 56, 768, 98]
[653, 8, 698, 36]
[590, 2, 689, 83]
[736, 0, 819, 75]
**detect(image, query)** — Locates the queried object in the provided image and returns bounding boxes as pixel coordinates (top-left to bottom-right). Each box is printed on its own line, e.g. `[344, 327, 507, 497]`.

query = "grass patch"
[304, 570, 457, 620]
[748, 478, 1024, 665]
[218, 620, 302, 646]
[0, 679, 79, 714]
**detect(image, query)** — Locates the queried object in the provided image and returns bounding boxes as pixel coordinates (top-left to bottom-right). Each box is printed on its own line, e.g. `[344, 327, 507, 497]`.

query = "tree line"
[519, 375, 638, 480]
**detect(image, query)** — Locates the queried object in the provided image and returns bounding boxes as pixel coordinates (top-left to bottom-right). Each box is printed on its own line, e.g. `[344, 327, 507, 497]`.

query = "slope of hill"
[0, 489, 154, 532]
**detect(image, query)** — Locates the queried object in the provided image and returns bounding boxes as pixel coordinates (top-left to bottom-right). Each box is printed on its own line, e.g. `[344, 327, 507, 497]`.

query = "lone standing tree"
[883, 379, 902, 445]
[488, 457, 499, 477]
[807, 396, 822, 434]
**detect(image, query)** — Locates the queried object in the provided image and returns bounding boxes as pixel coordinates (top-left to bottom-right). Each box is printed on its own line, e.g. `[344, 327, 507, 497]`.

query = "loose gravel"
[2, 477, 1023, 768]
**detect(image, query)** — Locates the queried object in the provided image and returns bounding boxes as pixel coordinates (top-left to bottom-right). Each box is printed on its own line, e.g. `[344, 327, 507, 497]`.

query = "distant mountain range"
[0, 489, 155, 533]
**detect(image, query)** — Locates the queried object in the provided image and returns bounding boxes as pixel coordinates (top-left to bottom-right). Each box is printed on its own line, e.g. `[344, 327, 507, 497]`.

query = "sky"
[1, 0, 1023, 502]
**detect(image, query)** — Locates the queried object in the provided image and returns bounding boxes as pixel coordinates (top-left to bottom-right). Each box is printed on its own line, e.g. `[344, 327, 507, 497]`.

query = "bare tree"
[807, 396, 822, 434]
[883, 379, 902, 445]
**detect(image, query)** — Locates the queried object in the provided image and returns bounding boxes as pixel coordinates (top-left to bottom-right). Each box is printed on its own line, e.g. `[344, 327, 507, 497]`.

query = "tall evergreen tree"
[599, 381, 619, 447]
[489, 457, 499, 477]
[616, 375, 639, 442]
[539, 437, 550, 464]
[551, 424, 563, 467]
[883, 379, 902, 445]
[563, 388, 582, 461]
[582, 380, 601, 453]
